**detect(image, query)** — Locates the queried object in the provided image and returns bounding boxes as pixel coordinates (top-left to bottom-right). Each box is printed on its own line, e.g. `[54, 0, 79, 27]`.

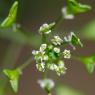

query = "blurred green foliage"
[56, 85, 84, 95]
[3, 69, 22, 92]
[1, 1, 18, 28]
[67, 0, 91, 14]
[81, 19, 95, 40]
[80, 55, 95, 74]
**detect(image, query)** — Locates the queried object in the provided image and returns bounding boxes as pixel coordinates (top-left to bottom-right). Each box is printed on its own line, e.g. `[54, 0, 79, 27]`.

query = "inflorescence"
[32, 23, 82, 76]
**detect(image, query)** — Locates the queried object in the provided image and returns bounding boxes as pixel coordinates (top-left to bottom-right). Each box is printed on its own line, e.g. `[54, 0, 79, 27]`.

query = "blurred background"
[0, 0, 95, 95]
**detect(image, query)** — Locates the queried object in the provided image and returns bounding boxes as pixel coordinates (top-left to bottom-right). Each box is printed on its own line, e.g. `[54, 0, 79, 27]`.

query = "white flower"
[63, 49, 71, 59]
[53, 47, 60, 53]
[39, 23, 51, 34]
[40, 23, 49, 30]
[58, 60, 65, 68]
[36, 62, 45, 72]
[51, 36, 63, 45]
[55, 60, 67, 76]
[40, 44, 47, 52]
[48, 64, 58, 70]
[38, 79, 55, 90]
[58, 61, 67, 70]
[43, 55, 49, 61]
[32, 50, 39, 55]
[61, 7, 74, 19]
[56, 67, 66, 76]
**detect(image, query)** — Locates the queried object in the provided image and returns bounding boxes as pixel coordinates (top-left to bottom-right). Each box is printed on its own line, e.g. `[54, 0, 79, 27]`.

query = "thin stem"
[44, 68, 48, 79]
[42, 34, 47, 43]
[52, 15, 63, 34]
[41, 32, 48, 79]
[19, 56, 33, 70]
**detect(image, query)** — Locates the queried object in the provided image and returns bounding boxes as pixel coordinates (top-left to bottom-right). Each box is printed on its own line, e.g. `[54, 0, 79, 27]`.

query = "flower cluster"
[63, 49, 71, 59]
[39, 22, 55, 34]
[51, 36, 63, 46]
[32, 44, 48, 72]
[32, 42, 70, 76]
[48, 60, 67, 76]
[32, 23, 83, 76]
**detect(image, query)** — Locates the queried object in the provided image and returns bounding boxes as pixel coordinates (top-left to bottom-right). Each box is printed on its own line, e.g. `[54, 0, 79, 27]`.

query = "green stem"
[44, 68, 48, 79]
[19, 56, 33, 70]
[41, 32, 48, 79]
[52, 15, 63, 34]
[42, 34, 47, 43]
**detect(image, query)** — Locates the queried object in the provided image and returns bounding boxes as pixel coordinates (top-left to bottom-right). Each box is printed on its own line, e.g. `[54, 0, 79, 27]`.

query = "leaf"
[70, 32, 83, 47]
[3, 69, 21, 92]
[67, 0, 91, 14]
[56, 85, 84, 95]
[81, 55, 95, 74]
[10, 79, 18, 92]
[81, 19, 95, 40]
[1, 1, 18, 28]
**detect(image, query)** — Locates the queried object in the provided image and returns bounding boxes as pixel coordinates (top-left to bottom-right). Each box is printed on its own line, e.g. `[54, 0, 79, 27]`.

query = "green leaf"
[67, 0, 91, 14]
[1, 1, 18, 28]
[10, 79, 18, 92]
[56, 85, 84, 95]
[81, 19, 95, 40]
[3, 69, 21, 92]
[70, 32, 83, 48]
[81, 55, 95, 74]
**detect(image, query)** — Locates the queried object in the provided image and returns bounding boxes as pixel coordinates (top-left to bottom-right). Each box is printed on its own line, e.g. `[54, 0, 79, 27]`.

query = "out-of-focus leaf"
[56, 85, 84, 95]
[3, 69, 22, 92]
[1, 1, 18, 28]
[80, 55, 95, 74]
[81, 19, 95, 40]
[67, 0, 91, 14]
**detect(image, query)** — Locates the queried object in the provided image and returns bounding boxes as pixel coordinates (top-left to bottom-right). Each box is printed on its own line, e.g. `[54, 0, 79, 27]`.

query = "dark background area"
[0, 0, 95, 95]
